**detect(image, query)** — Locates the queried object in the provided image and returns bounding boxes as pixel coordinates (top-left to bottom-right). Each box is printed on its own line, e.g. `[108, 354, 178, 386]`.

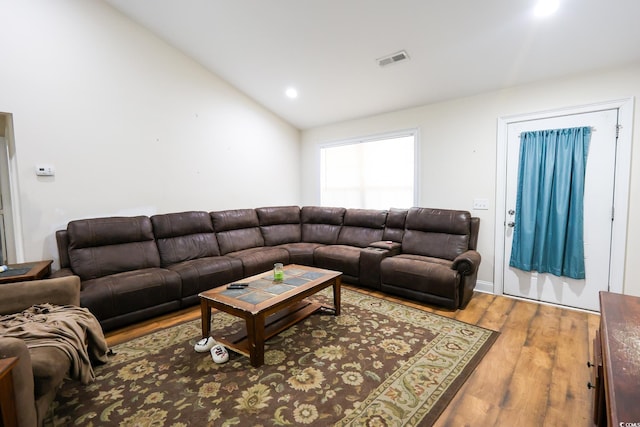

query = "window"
[320, 131, 417, 209]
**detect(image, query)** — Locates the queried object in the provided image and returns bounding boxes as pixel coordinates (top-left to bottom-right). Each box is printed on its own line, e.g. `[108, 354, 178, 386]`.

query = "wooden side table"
[0, 357, 18, 427]
[0, 260, 52, 285]
[594, 291, 640, 426]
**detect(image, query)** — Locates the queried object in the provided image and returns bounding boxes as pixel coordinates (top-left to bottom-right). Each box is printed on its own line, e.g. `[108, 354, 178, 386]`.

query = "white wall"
[302, 64, 640, 297]
[0, 0, 300, 268]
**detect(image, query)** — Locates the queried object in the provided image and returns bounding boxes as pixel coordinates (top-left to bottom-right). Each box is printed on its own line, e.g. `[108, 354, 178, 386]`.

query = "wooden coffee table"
[199, 264, 341, 367]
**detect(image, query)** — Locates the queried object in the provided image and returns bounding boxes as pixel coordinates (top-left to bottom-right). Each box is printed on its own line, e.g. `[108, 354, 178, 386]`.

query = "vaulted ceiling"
[104, 0, 640, 129]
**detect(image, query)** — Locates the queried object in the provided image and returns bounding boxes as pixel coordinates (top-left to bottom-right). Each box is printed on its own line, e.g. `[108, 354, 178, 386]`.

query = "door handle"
[507, 221, 515, 228]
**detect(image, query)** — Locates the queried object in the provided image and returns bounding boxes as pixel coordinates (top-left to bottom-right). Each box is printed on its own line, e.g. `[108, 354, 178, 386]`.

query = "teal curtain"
[509, 127, 591, 279]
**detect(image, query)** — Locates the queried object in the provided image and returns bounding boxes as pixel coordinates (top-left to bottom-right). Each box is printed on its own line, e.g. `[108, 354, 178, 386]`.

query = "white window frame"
[319, 129, 419, 209]
[0, 114, 23, 264]
[0, 136, 7, 264]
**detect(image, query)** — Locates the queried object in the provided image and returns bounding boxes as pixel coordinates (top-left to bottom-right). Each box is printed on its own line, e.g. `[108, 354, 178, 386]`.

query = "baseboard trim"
[475, 280, 494, 295]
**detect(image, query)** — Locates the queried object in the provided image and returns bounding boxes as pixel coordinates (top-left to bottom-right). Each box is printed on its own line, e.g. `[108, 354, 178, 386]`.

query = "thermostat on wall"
[35, 164, 55, 176]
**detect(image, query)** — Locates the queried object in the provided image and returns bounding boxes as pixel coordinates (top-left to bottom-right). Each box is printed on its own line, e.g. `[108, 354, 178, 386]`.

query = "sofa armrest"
[50, 267, 75, 279]
[0, 275, 81, 315]
[368, 240, 402, 256]
[358, 248, 385, 289]
[0, 338, 37, 427]
[451, 250, 481, 276]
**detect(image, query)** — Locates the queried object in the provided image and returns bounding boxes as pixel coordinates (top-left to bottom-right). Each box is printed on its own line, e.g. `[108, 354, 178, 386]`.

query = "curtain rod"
[518, 126, 594, 138]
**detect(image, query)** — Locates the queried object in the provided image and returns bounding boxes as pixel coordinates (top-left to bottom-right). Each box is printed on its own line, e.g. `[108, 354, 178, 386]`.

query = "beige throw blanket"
[0, 304, 109, 384]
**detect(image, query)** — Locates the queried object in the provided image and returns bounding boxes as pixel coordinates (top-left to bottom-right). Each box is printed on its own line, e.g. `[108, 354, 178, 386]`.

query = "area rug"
[47, 289, 498, 426]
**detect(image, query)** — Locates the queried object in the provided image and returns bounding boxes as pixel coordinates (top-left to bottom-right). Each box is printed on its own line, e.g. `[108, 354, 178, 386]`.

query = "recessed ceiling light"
[285, 87, 298, 99]
[534, 0, 559, 17]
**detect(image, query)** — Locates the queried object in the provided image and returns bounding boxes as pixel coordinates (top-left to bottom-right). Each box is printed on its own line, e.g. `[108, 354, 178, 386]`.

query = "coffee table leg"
[246, 314, 265, 367]
[333, 277, 341, 315]
[200, 299, 212, 338]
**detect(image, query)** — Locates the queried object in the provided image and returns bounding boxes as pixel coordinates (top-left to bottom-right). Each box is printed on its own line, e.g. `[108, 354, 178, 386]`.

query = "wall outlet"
[473, 198, 489, 210]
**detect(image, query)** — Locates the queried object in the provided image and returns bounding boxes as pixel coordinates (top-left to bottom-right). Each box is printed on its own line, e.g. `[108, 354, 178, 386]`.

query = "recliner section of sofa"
[314, 208, 388, 286]
[256, 205, 318, 266]
[211, 208, 291, 277]
[151, 211, 244, 307]
[380, 208, 480, 309]
[54, 205, 481, 332]
[61, 216, 183, 332]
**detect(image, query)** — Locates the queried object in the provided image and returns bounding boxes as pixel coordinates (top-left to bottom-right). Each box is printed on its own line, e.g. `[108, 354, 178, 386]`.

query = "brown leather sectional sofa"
[53, 206, 481, 332]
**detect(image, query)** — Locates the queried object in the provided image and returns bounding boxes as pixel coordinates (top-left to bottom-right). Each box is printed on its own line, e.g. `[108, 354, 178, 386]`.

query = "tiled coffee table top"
[220, 268, 329, 304]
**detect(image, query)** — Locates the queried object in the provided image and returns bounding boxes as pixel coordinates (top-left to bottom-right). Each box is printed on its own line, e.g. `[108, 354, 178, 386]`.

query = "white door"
[503, 109, 618, 311]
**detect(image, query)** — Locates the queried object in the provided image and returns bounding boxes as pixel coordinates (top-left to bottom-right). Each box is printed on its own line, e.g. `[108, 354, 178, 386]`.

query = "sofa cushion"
[151, 211, 221, 266]
[382, 208, 408, 242]
[227, 247, 290, 277]
[301, 206, 345, 244]
[167, 256, 244, 305]
[67, 216, 161, 281]
[211, 208, 260, 232]
[80, 268, 182, 322]
[402, 208, 471, 261]
[380, 254, 459, 301]
[277, 242, 325, 266]
[256, 206, 302, 246]
[313, 245, 361, 277]
[336, 209, 387, 248]
[211, 209, 265, 254]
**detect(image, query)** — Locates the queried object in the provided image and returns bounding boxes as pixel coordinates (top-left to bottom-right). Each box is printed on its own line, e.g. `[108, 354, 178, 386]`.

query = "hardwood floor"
[105, 286, 600, 427]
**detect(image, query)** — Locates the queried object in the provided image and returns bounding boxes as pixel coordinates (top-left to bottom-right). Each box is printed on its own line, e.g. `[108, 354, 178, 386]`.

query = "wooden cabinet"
[590, 330, 606, 426]
[592, 292, 640, 426]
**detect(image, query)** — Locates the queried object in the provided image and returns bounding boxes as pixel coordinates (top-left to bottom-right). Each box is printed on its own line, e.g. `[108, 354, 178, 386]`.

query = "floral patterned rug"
[47, 289, 498, 426]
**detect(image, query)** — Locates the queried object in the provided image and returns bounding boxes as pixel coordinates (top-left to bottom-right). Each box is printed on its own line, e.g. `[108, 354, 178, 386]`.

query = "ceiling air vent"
[377, 50, 410, 67]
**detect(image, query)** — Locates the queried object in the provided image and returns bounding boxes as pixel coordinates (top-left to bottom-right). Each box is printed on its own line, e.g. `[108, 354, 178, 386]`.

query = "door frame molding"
[0, 114, 23, 264]
[494, 97, 634, 297]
